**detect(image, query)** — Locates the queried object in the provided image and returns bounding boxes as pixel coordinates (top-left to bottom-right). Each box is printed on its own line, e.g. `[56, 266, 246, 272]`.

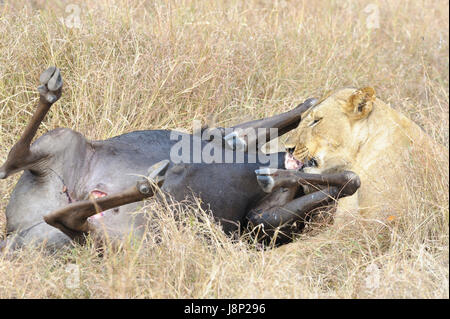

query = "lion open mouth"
[284, 152, 303, 170]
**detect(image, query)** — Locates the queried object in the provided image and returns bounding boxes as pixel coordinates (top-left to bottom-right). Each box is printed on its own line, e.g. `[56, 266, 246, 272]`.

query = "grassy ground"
[0, 0, 448, 298]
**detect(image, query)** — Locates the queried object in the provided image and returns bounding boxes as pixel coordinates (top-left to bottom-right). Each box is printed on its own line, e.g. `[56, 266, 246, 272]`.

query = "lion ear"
[343, 87, 376, 120]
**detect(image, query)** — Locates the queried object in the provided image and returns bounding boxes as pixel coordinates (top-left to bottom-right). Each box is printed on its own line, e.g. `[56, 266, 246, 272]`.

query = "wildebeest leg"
[222, 98, 318, 151]
[255, 169, 361, 196]
[0, 67, 63, 179]
[43, 160, 169, 244]
[247, 186, 340, 245]
[247, 170, 361, 244]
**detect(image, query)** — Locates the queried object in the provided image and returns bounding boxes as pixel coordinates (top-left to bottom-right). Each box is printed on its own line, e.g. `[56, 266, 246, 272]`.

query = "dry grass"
[0, 0, 448, 298]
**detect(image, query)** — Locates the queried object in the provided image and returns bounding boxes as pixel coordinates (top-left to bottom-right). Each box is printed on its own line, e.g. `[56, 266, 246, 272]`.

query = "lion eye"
[309, 118, 322, 127]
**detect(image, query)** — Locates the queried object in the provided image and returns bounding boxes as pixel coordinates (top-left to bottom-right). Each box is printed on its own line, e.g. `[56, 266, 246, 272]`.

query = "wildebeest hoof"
[256, 175, 275, 193]
[137, 180, 152, 195]
[137, 160, 170, 195]
[147, 159, 170, 183]
[224, 131, 247, 151]
[255, 168, 284, 193]
[38, 66, 63, 104]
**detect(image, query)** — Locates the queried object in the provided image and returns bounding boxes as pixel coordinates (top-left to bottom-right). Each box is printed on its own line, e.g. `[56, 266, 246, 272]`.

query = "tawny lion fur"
[286, 87, 445, 223]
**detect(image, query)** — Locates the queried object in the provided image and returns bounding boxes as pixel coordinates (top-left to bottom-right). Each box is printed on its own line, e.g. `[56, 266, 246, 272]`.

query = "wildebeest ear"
[344, 87, 375, 120]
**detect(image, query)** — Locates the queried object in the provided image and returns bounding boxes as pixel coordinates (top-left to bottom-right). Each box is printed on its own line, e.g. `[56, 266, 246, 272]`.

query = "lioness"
[284, 86, 444, 222]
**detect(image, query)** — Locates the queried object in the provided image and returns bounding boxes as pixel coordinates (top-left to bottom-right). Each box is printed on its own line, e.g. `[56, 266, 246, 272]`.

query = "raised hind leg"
[0, 67, 63, 179]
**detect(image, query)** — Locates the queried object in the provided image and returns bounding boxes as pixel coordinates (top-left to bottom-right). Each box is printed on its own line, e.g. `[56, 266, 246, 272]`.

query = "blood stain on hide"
[87, 189, 108, 221]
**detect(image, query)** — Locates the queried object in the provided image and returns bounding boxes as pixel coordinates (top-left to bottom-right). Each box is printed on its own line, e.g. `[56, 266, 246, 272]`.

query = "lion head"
[286, 87, 376, 174]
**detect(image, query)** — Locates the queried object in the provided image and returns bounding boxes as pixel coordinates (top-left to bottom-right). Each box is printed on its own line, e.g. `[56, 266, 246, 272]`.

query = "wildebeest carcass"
[0, 67, 360, 251]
